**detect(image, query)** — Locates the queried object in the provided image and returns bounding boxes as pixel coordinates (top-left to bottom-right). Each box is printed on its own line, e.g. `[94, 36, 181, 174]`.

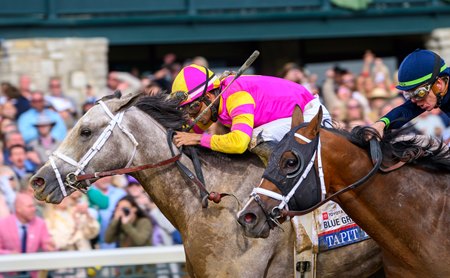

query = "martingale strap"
[167, 129, 229, 208]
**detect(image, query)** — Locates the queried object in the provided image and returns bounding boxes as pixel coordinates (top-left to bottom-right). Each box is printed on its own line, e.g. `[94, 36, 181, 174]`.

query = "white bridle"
[250, 133, 326, 212]
[49, 101, 139, 197]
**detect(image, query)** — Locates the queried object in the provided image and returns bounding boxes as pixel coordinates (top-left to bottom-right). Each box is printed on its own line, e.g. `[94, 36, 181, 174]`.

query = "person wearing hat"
[18, 91, 67, 144]
[171, 64, 331, 165]
[28, 114, 60, 163]
[372, 49, 450, 138]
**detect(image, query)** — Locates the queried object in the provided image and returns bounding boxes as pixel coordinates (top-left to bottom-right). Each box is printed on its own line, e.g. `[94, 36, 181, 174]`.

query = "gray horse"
[31, 91, 381, 277]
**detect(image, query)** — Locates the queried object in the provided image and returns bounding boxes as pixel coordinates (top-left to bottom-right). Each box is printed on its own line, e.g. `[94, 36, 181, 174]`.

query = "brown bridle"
[74, 153, 182, 182]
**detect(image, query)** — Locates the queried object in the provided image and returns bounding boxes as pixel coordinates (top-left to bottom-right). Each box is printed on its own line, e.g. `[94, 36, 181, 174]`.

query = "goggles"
[402, 83, 432, 101]
[173, 91, 204, 117]
[185, 100, 203, 117]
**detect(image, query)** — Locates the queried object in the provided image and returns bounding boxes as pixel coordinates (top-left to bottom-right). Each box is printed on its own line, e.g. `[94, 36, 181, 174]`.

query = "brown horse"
[237, 106, 450, 277]
[30, 92, 380, 277]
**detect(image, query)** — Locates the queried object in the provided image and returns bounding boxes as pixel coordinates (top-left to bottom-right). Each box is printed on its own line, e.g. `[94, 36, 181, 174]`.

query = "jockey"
[372, 49, 450, 137]
[171, 64, 331, 165]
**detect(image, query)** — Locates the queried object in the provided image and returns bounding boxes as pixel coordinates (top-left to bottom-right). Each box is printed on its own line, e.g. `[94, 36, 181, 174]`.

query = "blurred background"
[1, 0, 450, 277]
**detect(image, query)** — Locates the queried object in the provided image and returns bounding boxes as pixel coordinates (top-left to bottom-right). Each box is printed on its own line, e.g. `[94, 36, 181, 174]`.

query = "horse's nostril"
[244, 213, 256, 224]
[31, 176, 46, 187]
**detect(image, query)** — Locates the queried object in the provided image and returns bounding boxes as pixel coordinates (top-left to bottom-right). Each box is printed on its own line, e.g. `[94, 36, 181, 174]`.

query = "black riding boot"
[250, 141, 277, 166]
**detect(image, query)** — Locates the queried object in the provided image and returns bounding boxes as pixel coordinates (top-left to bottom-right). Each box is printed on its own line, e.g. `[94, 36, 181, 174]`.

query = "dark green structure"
[2, 0, 450, 73]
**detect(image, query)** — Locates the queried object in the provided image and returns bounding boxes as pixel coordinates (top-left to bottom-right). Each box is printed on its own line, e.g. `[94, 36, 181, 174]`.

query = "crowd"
[0, 50, 449, 276]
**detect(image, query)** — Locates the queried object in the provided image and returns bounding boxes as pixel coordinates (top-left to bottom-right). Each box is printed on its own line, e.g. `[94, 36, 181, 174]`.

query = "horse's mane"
[134, 91, 262, 168]
[329, 125, 450, 172]
[134, 92, 187, 130]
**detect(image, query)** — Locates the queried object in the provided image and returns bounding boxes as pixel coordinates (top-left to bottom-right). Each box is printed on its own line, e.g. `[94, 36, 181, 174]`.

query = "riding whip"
[186, 50, 260, 130]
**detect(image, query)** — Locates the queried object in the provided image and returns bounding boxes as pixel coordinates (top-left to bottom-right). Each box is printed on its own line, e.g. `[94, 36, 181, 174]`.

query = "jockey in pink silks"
[172, 64, 331, 165]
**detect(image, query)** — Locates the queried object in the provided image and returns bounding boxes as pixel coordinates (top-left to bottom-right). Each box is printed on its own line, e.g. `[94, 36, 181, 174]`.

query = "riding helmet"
[171, 64, 221, 106]
[396, 49, 448, 91]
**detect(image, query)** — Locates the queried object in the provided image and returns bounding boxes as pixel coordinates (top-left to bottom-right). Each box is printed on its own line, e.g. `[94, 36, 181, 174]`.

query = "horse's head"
[237, 106, 323, 238]
[31, 91, 142, 204]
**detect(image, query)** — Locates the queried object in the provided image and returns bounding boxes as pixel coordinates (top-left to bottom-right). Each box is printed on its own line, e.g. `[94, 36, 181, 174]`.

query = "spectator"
[0, 193, 54, 277]
[412, 110, 446, 137]
[46, 77, 77, 113]
[115, 72, 142, 93]
[104, 195, 152, 248]
[279, 62, 300, 81]
[0, 117, 17, 133]
[279, 62, 310, 89]
[0, 193, 9, 218]
[125, 177, 147, 210]
[84, 84, 97, 104]
[81, 100, 96, 115]
[0, 100, 18, 120]
[366, 87, 392, 122]
[3, 131, 41, 171]
[13, 76, 32, 118]
[192, 56, 209, 68]
[372, 58, 393, 90]
[0, 165, 20, 213]
[345, 98, 370, 129]
[359, 50, 376, 96]
[7, 145, 36, 184]
[143, 81, 162, 96]
[329, 100, 347, 129]
[104, 72, 120, 96]
[18, 90, 67, 143]
[18, 75, 32, 100]
[93, 176, 126, 249]
[45, 77, 77, 128]
[104, 195, 153, 276]
[152, 53, 180, 91]
[28, 114, 61, 163]
[1, 82, 20, 104]
[44, 191, 99, 252]
[124, 177, 175, 243]
[85, 186, 109, 249]
[0, 193, 55, 254]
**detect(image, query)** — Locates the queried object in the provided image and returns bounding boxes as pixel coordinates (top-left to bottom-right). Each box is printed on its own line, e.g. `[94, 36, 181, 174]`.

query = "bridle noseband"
[49, 100, 140, 197]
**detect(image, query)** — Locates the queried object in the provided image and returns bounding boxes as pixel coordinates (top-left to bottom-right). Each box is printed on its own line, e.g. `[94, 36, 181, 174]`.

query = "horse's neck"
[323, 133, 450, 270]
[132, 132, 264, 230]
[322, 134, 373, 192]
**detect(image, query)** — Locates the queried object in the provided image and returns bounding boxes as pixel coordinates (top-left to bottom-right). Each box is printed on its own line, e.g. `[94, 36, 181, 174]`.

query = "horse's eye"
[80, 128, 91, 137]
[285, 157, 299, 173]
[280, 152, 302, 177]
[286, 158, 297, 168]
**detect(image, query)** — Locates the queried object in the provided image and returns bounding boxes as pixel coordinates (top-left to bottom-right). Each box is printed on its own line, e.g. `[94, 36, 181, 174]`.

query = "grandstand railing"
[0, 245, 185, 272]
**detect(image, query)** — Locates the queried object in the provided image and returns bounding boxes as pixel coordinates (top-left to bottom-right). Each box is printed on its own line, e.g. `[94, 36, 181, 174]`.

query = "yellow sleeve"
[209, 91, 255, 153]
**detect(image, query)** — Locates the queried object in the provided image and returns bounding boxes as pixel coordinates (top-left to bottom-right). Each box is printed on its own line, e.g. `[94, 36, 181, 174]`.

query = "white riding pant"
[250, 98, 331, 149]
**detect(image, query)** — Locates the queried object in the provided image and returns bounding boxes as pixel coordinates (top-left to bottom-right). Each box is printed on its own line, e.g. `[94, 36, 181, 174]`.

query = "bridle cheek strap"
[49, 100, 139, 197]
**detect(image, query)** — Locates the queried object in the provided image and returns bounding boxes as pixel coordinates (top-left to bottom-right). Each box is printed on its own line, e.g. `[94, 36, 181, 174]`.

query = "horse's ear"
[303, 107, 323, 136]
[291, 105, 304, 128]
[109, 91, 142, 112]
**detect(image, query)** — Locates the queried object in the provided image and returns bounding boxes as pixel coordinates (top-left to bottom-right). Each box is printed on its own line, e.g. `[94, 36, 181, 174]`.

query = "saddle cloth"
[291, 201, 370, 278]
